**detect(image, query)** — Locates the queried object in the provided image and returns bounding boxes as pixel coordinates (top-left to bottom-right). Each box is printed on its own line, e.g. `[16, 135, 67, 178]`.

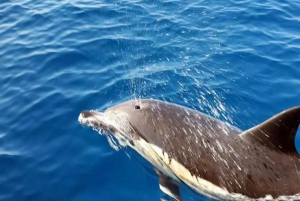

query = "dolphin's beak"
[80, 110, 100, 119]
[78, 110, 113, 132]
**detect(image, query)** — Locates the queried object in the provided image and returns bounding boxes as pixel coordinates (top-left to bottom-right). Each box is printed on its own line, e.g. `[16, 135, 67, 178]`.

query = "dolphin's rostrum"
[79, 99, 300, 200]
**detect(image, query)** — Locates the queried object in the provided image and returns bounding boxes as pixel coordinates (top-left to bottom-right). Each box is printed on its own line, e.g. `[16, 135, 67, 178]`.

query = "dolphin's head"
[78, 99, 162, 147]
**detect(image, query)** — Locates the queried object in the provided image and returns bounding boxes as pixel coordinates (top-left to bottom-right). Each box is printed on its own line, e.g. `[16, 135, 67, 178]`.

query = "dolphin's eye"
[135, 105, 140, 109]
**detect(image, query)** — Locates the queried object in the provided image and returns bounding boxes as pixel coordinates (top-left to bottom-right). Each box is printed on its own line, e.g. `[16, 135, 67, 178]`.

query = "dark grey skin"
[79, 99, 300, 200]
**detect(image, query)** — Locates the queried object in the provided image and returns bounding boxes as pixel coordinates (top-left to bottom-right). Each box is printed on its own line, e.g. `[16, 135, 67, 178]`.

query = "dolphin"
[78, 99, 300, 200]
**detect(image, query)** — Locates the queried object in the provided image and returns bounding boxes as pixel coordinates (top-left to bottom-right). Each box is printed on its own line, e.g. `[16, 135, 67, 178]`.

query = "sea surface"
[1, 0, 300, 200]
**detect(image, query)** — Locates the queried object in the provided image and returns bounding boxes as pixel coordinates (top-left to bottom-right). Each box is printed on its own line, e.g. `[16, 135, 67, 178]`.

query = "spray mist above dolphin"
[79, 99, 300, 200]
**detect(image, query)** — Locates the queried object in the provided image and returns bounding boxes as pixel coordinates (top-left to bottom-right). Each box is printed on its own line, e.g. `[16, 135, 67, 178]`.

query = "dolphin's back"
[128, 100, 300, 198]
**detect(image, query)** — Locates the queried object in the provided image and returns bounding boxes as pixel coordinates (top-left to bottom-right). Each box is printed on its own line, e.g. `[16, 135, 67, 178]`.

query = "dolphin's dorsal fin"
[241, 106, 300, 155]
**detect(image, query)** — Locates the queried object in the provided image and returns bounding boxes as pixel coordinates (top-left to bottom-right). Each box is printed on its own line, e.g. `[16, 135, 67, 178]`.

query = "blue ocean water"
[1, 0, 300, 200]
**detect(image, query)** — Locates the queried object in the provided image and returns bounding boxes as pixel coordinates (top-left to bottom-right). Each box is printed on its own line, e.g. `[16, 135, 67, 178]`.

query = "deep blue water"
[1, 0, 300, 200]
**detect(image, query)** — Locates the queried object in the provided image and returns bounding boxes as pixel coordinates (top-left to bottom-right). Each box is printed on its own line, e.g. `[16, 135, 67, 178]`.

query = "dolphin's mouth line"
[78, 110, 115, 133]
[79, 110, 138, 141]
